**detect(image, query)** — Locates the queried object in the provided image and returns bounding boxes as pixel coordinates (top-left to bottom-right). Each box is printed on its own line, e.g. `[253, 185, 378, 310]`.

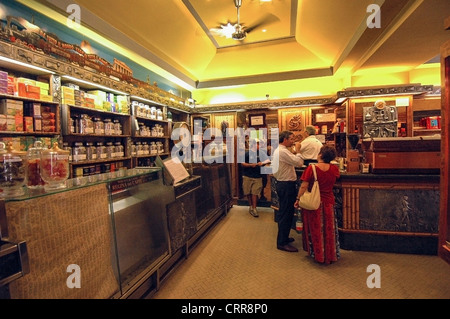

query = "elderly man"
[296, 125, 323, 166]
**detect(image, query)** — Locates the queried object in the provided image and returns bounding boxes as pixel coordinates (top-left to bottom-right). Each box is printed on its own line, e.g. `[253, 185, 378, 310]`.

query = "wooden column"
[439, 35, 450, 264]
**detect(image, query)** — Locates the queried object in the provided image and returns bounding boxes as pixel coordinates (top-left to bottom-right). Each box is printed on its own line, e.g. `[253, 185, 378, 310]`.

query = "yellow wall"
[193, 75, 345, 105]
[193, 65, 440, 105]
[410, 63, 441, 86]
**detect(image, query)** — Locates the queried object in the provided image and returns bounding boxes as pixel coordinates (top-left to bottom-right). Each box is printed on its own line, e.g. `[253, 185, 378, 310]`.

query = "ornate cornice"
[337, 84, 435, 98]
[193, 96, 337, 113]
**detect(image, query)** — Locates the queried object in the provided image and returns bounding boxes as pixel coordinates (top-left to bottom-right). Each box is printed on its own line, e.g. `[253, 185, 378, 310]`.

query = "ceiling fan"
[210, 0, 279, 41]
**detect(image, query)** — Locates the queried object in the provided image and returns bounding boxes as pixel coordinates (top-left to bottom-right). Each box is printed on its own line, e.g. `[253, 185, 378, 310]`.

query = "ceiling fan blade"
[245, 13, 280, 33]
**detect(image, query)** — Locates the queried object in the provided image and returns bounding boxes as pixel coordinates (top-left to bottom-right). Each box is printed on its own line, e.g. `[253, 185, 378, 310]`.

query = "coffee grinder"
[346, 134, 360, 173]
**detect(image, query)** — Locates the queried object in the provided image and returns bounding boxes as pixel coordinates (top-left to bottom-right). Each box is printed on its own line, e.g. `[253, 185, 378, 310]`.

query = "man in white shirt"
[296, 125, 323, 166]
[272, 131, 304, 252]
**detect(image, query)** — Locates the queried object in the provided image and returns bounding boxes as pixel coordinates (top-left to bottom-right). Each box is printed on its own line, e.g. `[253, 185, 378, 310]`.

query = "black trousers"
[275, 181, 297, 247]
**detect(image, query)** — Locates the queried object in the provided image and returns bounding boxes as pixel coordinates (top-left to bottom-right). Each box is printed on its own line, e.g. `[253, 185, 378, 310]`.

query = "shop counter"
[335, 172, 439, 255]
[271, 169, 440, 255]
[0, 168, 171, 299]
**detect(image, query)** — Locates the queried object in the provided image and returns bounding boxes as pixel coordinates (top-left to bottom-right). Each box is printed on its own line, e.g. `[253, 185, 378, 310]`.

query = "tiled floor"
[152, 205, 450, 299]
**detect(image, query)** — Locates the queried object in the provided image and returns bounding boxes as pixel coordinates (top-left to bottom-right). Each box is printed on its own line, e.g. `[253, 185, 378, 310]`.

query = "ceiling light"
[210, 23, 236, 39]
[334, 97, 347, 104]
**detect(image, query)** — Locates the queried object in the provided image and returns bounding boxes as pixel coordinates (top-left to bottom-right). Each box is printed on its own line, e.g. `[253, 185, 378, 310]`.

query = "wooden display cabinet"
[0, 63, 60, 149]
[61, 104, 132, 176]
[130, 101, 171, 167]
[0, 94, 60, 137]
[347, 95, 413, 138]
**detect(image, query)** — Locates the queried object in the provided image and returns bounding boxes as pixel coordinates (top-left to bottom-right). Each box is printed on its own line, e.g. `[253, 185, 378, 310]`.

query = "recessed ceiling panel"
[186, 0, 293, 48]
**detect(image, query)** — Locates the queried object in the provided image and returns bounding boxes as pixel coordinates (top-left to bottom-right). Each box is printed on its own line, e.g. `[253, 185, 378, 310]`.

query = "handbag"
[298, 164, 321, 210]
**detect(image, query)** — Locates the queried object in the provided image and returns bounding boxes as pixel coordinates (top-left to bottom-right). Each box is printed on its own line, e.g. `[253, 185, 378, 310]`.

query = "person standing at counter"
[295, 125, 323, 166]
[294, 145, 340, 264]
[272, 131, 304, 252]
[241, 138, 263, 217]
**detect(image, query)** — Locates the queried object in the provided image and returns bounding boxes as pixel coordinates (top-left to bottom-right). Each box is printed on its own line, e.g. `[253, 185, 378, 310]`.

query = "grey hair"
[305, 125, 316, 135]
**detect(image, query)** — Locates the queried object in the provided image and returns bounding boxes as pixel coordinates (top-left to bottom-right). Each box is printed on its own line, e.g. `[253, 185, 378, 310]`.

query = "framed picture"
[249, 113, 266, 127]
[279, 109, 307, 132]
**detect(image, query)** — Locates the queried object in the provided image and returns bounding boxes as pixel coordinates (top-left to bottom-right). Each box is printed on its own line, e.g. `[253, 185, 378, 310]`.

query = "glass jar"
[151, 126, 157, 137]
[167, 110, 172, 122]
[106, 142, 115, 158]
[115, 142, 124, 158]
[93, 117, 104, 135]
[130, 143, 137, 157]
[85, 115, 94, 134]
[156, 124, 164, 136]
[156, 141, 164, 154]
[27, 140, 46, 189]
[72, 142, 86, 162]
[150, 142, 157, 155]
[104, 119, 114, 135]
[62, 142, 72, 162]
[88, 142, 97, 160]
[0, 142, 27, 197]
[78, 114, 87, 134]
[138, 103, 145, 117]
[157, 108, 163, 120]
[142, 142, 149, 155]
[40, 142, 69, 191]
[150, 106, 156, 119]
[85, 142, 97, 161]
[96, 142, 107, 160]
[113, 119, 122, 135]
[136, 141, 143, 156]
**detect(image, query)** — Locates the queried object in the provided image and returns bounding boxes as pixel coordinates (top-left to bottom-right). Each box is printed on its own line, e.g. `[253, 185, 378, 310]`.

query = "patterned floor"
[152, 205, 450, 299]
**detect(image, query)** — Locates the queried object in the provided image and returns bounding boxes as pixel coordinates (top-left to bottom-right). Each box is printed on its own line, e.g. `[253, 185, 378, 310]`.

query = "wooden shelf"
[0, 130, 60, 136]
[0, 93, 58, 105]
[134, 153, 170, 158]
[132, 135, 170, 139]
[71, 156, 132, 166]
[64, 104, 130, 117]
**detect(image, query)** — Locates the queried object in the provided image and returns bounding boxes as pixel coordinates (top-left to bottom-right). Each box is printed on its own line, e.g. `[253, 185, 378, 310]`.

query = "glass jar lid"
[27, 140, 46, 158]
[0, 141, 27, 158]
[42, 142, 69, 156]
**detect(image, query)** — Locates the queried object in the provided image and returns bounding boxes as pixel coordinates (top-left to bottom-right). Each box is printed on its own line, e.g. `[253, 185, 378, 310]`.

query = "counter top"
[295, 167, 439, 182]
[337, 172, 439, 182]
[2, 167, 162, 202]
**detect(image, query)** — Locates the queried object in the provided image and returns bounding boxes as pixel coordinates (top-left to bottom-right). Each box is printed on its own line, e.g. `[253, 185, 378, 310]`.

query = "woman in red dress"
[294, 145, 340, 264]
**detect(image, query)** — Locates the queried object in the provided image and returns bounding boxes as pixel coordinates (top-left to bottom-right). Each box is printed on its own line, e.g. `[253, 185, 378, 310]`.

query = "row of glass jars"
[65, 141, 125, 162]
[138, 123, 165, 137]
[70, 114, 123, 135]
[132, 101, 164, 120]
[72, 161, 126, 184]
[131, 141, 164, 156]
[0, 141, 71, 197]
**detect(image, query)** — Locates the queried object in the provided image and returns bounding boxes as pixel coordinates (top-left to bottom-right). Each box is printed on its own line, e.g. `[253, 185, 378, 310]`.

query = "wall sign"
[315, 113, 336, 122]
[249, 113, 266, 127]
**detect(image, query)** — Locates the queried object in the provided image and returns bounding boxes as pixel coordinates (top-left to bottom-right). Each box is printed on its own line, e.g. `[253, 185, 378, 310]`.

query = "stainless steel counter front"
[108, 170, 174, 298]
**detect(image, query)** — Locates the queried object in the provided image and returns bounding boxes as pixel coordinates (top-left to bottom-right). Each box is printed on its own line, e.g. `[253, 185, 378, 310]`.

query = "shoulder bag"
[298, 164, 321, 210]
